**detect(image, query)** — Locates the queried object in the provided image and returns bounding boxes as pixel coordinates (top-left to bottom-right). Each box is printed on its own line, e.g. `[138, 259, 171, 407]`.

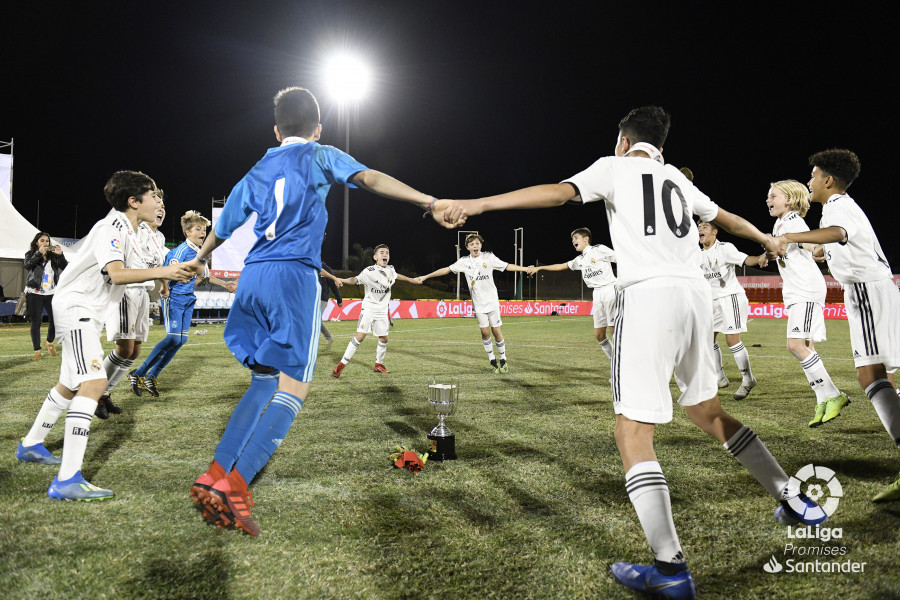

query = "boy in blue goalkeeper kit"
[186, 86, 458, 536]
[131, 211, 236, 397]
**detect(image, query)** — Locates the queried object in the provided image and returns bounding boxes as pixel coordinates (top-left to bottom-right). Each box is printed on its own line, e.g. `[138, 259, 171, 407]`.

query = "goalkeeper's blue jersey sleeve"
[215, 141, 367, 271]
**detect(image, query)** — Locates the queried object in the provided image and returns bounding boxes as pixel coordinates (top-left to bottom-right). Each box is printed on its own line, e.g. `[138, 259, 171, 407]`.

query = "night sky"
[4, 2, 897, 274]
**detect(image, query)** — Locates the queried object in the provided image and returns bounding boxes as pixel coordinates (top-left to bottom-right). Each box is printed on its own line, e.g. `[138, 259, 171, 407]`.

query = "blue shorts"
[162, 294, 196, 334]
[224, 261, 322, 382]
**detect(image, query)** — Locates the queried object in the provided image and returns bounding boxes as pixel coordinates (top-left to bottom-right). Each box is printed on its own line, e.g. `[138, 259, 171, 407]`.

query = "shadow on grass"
[125, 544, 231, 600]
[85, 406, 137, 480]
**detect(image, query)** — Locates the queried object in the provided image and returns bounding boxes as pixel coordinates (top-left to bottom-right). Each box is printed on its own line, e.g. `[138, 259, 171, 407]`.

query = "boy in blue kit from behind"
[131, 210, 237, 397]
[186, 86, 459, 536]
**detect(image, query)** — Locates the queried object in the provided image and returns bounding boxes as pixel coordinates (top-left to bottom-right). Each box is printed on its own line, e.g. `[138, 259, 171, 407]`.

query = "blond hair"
[770, 180, 811, 217]
[181, 210, 210, 233]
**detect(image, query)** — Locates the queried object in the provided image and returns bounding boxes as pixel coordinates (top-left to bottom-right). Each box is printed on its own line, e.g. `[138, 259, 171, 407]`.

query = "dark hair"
[465, 233, 484, 246]
[373, 244, 390, 253]
[274, 87, 321, 139]
[104, 170, 157, 212]
[570, 227, 592, 244]
[808, 149, 861, 190]
[29, 231, 52, 253]
[618, 106, 670, 148]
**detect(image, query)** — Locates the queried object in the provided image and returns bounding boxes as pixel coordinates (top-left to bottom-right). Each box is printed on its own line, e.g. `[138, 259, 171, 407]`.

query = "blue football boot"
[611, 561, 696, 599]
[48, 471, 114, 501]
[16, 438, 61, 465]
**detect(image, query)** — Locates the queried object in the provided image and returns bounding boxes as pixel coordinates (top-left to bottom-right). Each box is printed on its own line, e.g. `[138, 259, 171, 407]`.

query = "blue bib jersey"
[209, 138, 368, 485]
[134, 241, 202, 379]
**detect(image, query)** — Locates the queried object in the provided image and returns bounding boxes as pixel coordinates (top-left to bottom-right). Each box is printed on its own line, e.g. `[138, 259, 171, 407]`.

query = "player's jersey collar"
[280, 136, 309, 146]
[624, 142, 664, 164]
[186, 239, 202, 252]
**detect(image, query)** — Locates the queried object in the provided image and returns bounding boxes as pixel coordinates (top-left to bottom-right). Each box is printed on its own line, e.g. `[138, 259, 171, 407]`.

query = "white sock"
[867, 379, 900, 447]
[341, 338, 360, 364]
[482, 339, 495, 361]
[496, 340, 507, 362]
[799, 351, 840, 402]
[24, 388, 72, 446]
[625, 461, 684, 565]
[58, 396, 97, 480]
[599, 338, 613, 360]
[376, 341, 388, 364]
[713, 343, 726, 378]
[729, 342, 753, 381]
[724, 425, 791, 500]
[104, 350, 134, 393]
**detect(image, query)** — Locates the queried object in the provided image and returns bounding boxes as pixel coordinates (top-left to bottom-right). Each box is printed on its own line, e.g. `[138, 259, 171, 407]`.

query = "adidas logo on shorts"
[792, 327, 801, 332]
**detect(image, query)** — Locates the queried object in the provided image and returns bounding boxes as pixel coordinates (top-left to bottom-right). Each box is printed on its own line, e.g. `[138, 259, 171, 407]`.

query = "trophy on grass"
[427, 381, 458, 461]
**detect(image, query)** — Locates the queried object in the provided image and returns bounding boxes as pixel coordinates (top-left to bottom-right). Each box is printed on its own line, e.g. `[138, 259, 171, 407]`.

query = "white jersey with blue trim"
[819, 194, 892, 284]
[772, 211, 826, 305]
[567, 244, 616, 288]
[357, 264, 398, 316]
[450, 252, 509, 314]
[563, 156, 719, 289]
[215, 137, 367, 271]
[700, 241, 748, 299]
[52, 210, 134, 324]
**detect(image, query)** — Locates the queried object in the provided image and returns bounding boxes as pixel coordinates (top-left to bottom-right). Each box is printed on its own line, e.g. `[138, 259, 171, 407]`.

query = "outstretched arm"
[505, 264, 530, 273]
[744, 254, 769, 268]
[415, 266, 452, 284]
[320, 268, 343, 289]
[350, 170, 464, 229]
[106, 261, 193, 285]
[711, 208, 777, 255]
[441, 183, 578, 226]
[528, 262, 570, 275]
[208, 276, 238, 293]
[396, 273, 421, 285]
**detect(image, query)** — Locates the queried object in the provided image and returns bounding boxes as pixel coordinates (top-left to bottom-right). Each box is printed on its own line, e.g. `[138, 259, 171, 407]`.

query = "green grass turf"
[1, 316, 898, 599]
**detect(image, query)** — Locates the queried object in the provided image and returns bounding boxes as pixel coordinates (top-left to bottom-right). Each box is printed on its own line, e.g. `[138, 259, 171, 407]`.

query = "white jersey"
[700, 241, 748, 299]
[356, 264, 397, 316]
[563, 156, 719, 288]
[53, 210, 135, 328]
[568, 244, 617, 288]
[820, 194, 892, 284]
[126, 222, 167, 289]
[450, 252, 509, 314]
[772, 211, 826, 306]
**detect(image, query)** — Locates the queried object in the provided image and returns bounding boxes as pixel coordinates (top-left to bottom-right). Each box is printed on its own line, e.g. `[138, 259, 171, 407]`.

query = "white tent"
[0, 187, 72, 298]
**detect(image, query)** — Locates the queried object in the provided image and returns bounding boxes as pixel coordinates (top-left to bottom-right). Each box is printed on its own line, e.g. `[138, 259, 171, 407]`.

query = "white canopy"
[0, 187, 41, 259]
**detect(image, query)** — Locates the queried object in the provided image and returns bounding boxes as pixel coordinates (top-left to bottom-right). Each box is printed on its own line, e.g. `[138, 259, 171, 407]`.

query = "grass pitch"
[1, 316, 898, 599]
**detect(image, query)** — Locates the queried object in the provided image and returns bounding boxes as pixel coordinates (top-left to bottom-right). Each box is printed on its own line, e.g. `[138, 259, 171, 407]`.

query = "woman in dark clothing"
[23, 231, 67, 360]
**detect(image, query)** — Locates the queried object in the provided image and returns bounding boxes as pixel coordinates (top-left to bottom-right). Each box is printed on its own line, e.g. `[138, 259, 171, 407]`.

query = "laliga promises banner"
[317, 299, 852, 321]
[322, 300, 593, 321]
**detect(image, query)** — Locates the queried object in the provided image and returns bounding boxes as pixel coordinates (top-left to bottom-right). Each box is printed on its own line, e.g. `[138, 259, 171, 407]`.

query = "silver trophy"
[427, 381, 458, 460]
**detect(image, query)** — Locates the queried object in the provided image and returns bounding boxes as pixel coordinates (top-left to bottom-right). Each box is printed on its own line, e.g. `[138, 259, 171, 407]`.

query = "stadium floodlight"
[323, 54, 372, 269]
[323, 55, 371, 103]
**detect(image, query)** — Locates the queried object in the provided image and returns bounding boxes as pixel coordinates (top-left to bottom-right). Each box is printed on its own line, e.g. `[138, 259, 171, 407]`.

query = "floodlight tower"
[323, 55, 371, 270]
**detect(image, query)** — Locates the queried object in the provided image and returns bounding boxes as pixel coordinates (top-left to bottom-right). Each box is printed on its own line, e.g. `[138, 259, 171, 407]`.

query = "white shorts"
[57, 317, 107, 391]
[591, 285, 618, 329]
[712, 292, 749, 334]
[475, 309, 502, 328]
[612, 277, 717, 424]
[844, 280, 900, 370]
[785, 302, 826, 342]
[357, 306, 390, 337]
[105, 287, 151, 342]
